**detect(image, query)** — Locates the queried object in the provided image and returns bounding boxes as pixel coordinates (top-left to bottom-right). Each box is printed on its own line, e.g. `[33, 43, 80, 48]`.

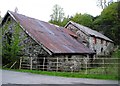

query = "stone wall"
[2, 16, 91, 71]
[21, 54, 90, 72]
[46, 55, 90, 72]
[89, 37, 114, 55]
[66, 24, 114, 55]
[2, 16, 49, 58]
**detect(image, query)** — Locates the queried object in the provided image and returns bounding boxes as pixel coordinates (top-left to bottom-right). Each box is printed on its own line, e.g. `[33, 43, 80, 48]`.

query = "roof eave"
[90, 35, 113, 43]
[52, 52, 95, 56]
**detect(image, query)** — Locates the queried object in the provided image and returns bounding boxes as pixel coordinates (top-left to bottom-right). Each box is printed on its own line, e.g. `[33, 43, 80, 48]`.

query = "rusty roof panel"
[66, 21, 113, 42]
[63, 29, 78, 38]
[8, 11, 94, 54]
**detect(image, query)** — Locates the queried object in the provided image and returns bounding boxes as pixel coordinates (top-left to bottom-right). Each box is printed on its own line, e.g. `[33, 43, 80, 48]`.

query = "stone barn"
[1, 11, 95, 71]
[65, 21, 114, 56]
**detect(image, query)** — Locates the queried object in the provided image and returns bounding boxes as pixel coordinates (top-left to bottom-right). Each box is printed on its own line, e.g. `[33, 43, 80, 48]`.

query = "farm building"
[1, 11, 95, 71]
[65, 21, 114, 55]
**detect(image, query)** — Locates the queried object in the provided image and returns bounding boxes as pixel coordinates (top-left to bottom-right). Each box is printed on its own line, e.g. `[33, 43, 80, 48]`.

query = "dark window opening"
[8, 17, 11, 22]
[101, 48, 103, 52]
[94, 49, 96, 53]
[101, 39, 103, 44]
[68, 55, 71, 61]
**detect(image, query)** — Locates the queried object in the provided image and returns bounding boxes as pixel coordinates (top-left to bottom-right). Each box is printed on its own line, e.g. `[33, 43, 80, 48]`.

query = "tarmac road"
[1, 70, 119, 86]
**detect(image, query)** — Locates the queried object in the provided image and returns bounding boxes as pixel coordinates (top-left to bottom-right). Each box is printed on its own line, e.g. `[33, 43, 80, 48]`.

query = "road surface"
[1, 70, 119, 85]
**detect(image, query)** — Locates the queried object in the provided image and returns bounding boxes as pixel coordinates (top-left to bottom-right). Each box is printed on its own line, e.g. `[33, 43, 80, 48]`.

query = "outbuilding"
[1, 11, 95, 71]
[65, 21, 114, 55]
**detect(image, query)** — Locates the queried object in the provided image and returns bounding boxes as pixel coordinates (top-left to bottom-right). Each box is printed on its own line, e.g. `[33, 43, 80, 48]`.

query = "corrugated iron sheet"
[66, 21, 113, 42]
[63, 29, 78, 38]
[8, 11, 94, 55]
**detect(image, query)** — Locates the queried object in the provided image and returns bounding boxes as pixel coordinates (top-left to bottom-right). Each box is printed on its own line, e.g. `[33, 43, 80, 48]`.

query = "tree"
[2, 22, 24, 66]
[61, 16, 70, 27]
[93, 2, 120, 46]
[97, 0, 114, 9]
[71, 13, 93, 28]
[49, 4, 65, 26]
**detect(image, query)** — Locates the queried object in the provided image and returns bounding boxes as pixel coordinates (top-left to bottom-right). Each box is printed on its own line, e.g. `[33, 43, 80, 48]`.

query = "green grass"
[88, 67, 118, 75]
[3, 68, 119, 80]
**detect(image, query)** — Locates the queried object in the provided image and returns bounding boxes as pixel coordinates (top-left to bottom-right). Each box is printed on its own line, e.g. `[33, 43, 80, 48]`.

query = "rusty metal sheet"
[66, 21, 113, 42]
[9, 11, 94, 54]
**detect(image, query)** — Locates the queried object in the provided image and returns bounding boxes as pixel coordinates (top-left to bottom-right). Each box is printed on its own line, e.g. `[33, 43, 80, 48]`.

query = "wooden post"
[43, 57, 45, 71]
[3, 63, 11, 68]
[19, 57, 22, 69]
[30, 57, 32, 70]
[36, 57, 37, 70]
[102, 58, 105, 74]
[85, 60, 88, 74]
[56, 57, 59, 72]
[10, 61, 17, 69]
[85, 55, 89, 74]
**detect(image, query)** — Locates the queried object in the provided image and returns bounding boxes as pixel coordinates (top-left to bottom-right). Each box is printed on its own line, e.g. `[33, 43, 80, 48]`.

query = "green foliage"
[93, 2, 120, 45]
[50, 13, 93, 28]
[2, 22, 23, 65]
[60, 16, 70, 26]
[9, 24, 22, 59]
[101, 2, 118, 23]
[49, 2, 120, 47]
[49, 20, 62, 26]
[71, 13, 93, 28]
[112, 49, 120, 58]
[49, 4, 65, 26]
[49, 5, 94, 28]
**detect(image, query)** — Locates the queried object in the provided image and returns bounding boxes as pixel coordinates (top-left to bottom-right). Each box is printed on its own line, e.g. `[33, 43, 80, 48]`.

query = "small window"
[68, 55, 71, 61]
[101, 39, 103, 44]
[101, 48, 103, 52]
[94, 37, 97, 44]
[94, 49, 96, 53]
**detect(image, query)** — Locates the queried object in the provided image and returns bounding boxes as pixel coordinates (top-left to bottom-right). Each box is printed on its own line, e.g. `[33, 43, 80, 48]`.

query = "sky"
[0, 0, 115, 21]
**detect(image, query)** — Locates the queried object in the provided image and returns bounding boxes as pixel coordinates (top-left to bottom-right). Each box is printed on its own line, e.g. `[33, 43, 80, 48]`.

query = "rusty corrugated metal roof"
[6, 11, 94, 55]
[65, 21, 113, 42]
[63, 29, 78, 38]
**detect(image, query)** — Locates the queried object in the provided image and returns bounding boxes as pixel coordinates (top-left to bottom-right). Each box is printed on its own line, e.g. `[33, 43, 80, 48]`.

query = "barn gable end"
[65, 21, 114, 55]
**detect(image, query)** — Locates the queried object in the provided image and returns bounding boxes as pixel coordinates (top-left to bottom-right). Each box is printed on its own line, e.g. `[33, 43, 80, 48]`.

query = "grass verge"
[3, 68, 119, 80]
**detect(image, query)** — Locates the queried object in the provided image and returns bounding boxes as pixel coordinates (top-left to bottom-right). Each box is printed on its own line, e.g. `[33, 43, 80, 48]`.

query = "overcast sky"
[0, 0, 116, 21]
